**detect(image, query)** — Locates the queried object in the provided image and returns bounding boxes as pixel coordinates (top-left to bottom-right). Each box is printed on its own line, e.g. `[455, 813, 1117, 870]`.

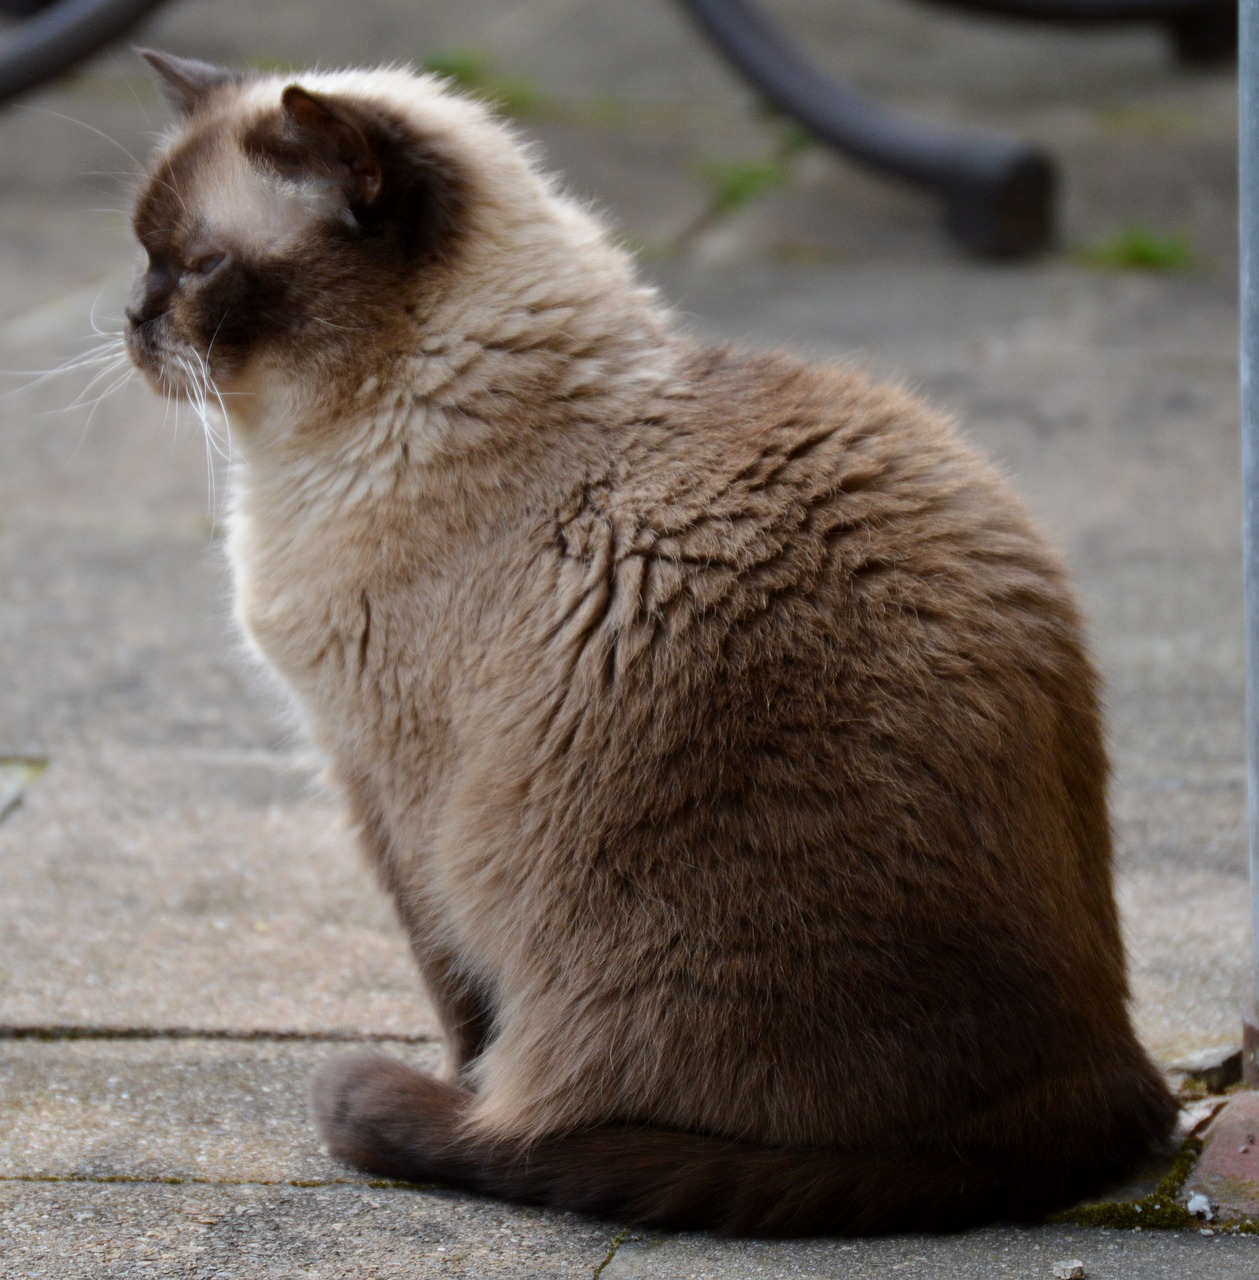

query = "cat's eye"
[185, 251, 227, 277]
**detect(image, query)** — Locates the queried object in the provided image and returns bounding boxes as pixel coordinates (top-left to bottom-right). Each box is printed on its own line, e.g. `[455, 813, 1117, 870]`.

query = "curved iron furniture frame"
[0, 0, 166, 104]
[674, 0, 1235, 257]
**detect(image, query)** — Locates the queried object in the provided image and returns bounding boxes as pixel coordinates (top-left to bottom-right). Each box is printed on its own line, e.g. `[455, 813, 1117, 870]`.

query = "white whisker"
[201, 317, 234, 469]
[111, 51, 158, 137]
[62, 355, 132, 411]
[18, 106, 145, 171]
[87, 287, 124, 340]
[64, 365, 135, 463]
[175, 350, 224, 516]
[2, 341, 128, 395]
[163, 379, 178, 454]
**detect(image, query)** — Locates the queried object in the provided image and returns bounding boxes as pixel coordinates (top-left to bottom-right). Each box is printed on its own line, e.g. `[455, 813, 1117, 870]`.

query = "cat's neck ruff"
[224, 200, 673, 465]
[225, 284, 678, 564]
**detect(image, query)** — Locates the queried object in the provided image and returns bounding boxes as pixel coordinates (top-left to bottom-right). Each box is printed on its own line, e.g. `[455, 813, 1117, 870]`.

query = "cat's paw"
[310, 1049, 464, 1180]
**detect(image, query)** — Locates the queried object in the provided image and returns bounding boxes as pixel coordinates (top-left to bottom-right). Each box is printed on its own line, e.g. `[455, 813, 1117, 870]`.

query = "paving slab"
[0, 1181, 619, 1279]
[4, 1188, 1257, 1280]
[0, 1038, 439, 1183]
[0, 746, 431, 1036]
[599, 1226, 1256, 1280]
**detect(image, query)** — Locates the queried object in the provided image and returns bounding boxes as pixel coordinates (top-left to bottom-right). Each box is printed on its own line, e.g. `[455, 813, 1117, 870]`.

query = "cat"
[125, 50, 1177, 1236]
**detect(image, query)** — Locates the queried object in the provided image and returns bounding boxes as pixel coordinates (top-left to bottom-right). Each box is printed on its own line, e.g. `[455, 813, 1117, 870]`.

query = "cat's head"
[125, 53, 529, 413]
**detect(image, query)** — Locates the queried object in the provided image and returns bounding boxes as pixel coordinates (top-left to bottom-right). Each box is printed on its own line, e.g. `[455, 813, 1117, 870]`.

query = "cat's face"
[126, 54, 469, 405]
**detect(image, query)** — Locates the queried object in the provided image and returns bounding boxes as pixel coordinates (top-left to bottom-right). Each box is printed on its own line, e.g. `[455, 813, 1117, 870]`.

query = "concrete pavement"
[0, 0, 1254, 1273]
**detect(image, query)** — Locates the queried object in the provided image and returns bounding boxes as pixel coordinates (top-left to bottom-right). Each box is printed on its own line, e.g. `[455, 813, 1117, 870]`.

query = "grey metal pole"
[1241, 0, 1259, 1085]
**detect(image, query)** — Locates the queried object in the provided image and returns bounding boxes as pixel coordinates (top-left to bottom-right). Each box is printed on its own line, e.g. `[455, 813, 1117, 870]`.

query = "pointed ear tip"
[281, 84, 338, 126]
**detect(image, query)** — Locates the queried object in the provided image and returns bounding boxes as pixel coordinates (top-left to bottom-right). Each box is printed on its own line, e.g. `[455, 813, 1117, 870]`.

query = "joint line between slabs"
[0, 1174, 410, 1189]
[593, 1225, 633, 1278]
[0, 1025, 435, 1044]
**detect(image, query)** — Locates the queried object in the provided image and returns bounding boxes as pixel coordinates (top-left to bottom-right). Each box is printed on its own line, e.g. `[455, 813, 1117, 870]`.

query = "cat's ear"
[278, 86, 383, 209]
[138, 48, 241, 116]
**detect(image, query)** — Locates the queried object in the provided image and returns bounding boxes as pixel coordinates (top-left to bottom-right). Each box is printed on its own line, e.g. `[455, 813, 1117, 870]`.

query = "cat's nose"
[126, 301, 165, 328]
[126, 278, 175, 328]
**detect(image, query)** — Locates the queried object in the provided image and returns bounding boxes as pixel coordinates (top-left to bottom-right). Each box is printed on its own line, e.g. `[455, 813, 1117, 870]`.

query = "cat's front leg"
[344, 776, 494, 1082]
[408, 931, 494, 1084]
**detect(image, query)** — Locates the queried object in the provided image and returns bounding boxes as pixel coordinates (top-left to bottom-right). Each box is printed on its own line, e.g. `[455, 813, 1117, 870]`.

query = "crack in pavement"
[592, 1225, 633, 1278]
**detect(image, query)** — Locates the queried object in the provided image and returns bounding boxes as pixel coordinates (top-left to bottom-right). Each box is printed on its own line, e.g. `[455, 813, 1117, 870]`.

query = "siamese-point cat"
[125, 51, 1176, 1235]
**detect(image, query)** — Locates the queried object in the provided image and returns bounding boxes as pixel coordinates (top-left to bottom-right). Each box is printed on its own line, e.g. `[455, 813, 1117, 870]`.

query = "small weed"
[1078, 226, 1195, 272]
[774, 121, 815, 159]
[0, 756, 49, 777]
[420, 49, 490, 91]
[0, 757, 48, 824]
[700, 120, 814, 217]
[673, 121, 815, 253]
[420, 50, 542, 117]
[704, 158, 790, 216]
[1094, 103, 1201, 138]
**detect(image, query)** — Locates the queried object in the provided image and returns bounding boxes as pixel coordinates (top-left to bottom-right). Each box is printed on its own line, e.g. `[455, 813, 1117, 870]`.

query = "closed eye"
[185, 251, 227, 277]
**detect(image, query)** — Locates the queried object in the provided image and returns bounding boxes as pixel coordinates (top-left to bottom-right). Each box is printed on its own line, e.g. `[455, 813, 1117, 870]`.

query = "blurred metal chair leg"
[0, 0, 169, 106]
[915, 0, 1236, 65]
[675, 0, 1234, 257]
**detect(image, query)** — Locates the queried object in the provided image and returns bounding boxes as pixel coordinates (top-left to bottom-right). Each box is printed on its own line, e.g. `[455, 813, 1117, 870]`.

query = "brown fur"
[126, 54, 1176, 1235]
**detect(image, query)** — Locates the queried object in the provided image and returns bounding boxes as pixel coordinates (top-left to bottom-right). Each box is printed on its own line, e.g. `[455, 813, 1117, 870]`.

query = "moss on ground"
[1051, 1135, 1257, 1234]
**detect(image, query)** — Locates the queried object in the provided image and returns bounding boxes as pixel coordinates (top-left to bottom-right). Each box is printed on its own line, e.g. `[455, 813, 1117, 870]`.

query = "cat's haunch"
[127, 51, 1176, 1235]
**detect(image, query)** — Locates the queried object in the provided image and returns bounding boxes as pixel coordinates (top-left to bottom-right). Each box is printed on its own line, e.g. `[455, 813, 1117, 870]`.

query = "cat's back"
[486, 341, 1102, 891]
[562, 341, 1084, 700]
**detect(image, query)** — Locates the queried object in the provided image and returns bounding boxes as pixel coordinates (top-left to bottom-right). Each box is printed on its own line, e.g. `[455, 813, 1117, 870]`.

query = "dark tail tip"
[311, 1049, 464, 1180]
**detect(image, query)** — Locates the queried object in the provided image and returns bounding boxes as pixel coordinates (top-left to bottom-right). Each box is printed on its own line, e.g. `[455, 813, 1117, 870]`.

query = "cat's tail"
[311, 1050, 1177, 1236]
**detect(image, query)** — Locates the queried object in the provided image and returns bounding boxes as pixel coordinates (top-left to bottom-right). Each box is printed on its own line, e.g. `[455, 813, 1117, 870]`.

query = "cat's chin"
[135, 363, 180, 397]
[127, 344, 225, 404]
[137, 368, 192, 403]
[125, 333, 179, 394]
